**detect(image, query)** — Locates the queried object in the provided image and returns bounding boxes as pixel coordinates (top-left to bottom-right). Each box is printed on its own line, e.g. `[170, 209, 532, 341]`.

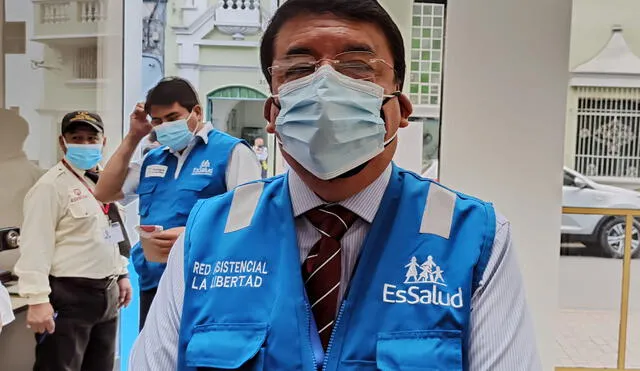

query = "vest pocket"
[186, 322, 267, 370]
[376, 330, 463, 371]
[175, 180, 211, 216]
[137, 182, 157, 217]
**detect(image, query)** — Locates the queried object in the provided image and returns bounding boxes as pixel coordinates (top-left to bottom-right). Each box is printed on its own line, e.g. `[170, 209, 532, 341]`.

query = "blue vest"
[178, 165, 496, 370]
[132, 130, 245, 291]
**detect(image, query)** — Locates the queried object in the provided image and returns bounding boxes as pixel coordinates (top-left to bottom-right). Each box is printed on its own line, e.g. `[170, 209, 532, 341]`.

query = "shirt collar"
[288, 164, 393, 223]
[162, 122, 213, 152]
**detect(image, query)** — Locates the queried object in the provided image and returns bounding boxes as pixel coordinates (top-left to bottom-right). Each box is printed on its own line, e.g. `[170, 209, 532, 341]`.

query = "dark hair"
[144, 77, 200, 114]
[260, 0, 406, 89]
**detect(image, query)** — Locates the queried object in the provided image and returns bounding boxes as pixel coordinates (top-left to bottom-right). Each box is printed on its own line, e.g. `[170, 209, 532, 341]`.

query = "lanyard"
[61, 159, 110, 215]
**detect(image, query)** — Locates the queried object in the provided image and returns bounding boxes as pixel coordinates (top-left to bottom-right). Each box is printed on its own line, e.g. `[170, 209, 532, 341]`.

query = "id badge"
[104, 222, 125, 244]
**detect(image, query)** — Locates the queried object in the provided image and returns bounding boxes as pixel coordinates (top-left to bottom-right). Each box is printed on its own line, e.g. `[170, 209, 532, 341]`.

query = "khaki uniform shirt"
[15, 161, 128, 305]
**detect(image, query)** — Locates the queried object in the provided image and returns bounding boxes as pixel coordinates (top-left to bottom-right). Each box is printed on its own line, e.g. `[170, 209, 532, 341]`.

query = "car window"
[563, 172, 575, 186]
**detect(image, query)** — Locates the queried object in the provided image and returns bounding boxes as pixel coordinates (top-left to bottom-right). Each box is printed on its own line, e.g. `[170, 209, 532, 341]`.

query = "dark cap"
[61, 111, 104, 134]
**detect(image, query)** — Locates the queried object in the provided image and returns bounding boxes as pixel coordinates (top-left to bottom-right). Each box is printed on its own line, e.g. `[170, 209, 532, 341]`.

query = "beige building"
[565, 0, 640, 189]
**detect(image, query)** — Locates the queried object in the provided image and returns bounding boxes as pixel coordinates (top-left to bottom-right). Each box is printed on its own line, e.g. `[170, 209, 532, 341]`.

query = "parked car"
[562, 167, 640, 258]
[421, 163, 640, 258]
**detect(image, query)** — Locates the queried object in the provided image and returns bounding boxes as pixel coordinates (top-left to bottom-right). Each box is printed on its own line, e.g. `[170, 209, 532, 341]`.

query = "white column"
[0, 0, 5, 109]
[96, 0, 124, 158]
[440, 1, 572, 370]
[177, 42, 200, 89]
[122, 0, 142, 140]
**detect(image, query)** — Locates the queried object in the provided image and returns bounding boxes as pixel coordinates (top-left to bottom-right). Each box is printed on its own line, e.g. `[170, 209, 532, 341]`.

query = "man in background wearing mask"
[252, 137, 269, 178]
[15, 111, 132, 371]
[130, 0, 541, 369]
[95, 77, 261, 330]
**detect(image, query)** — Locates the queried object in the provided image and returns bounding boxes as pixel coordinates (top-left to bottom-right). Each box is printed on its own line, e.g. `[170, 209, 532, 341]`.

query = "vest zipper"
[305, 299, 318, 370]
[321, 300, 347, 370]
[321, 251, 365, 370]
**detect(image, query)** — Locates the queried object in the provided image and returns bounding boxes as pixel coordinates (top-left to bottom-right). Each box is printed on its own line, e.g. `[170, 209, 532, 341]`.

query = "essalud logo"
[192, 159, 213, 175]
[382, 255, 464, 308]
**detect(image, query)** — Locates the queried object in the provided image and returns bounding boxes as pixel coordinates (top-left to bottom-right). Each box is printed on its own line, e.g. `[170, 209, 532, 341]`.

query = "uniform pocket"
[174, 181, 210, 216]
[376, 330, 463, 371]
[68, 200, 98, 218]
[186, 322, 267, 370]
[136, 182, 157, 217]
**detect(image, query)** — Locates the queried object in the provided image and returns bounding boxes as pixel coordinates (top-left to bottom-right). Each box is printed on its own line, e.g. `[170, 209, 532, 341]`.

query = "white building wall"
[440, 0, 572, 369]
[4, 1, 46, 164]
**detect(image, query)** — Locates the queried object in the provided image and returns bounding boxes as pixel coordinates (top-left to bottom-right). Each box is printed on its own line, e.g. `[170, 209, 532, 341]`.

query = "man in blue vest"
[130, 1, 541, 369]
[95, 77, 261, 330]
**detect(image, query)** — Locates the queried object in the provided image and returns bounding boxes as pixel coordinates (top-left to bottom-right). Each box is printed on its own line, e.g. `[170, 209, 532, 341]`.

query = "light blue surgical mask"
[273, 65, 399, 180]
[64, 141, 103, 170]
[154, 112, 194, 151]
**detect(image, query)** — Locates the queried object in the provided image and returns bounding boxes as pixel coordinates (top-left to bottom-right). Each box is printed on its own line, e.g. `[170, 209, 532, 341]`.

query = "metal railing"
[36, 0, 106, 25]
[557, 207, 639, 371]
[572, 87, 640, 178]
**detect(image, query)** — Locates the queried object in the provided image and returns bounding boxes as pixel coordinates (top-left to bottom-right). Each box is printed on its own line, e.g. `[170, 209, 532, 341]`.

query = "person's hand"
[128, 102, 153, 141]
[26, 303, 55, 334]
[117, 278, 133, 308]
[140, 227, 186, 263]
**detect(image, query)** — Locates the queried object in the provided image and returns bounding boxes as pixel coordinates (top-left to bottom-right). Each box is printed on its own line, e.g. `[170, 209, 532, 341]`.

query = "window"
[3, 22, 26, 55]
[409, 1, 445, 106]
[74, 46, 98, 79]
[563, 171, 575, 186]
[573, 87, 640, 178]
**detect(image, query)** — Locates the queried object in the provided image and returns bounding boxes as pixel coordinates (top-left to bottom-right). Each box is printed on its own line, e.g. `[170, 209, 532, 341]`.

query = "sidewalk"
[557, 309, 640, 368]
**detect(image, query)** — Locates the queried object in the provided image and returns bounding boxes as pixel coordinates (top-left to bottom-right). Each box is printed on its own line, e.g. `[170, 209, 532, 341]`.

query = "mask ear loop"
[186, 111, 199, 136]
[380, 90, 402, 128]
[270, 95, 282, 110]
[61, 137, 70, 153]
[380, 91, 402, 147]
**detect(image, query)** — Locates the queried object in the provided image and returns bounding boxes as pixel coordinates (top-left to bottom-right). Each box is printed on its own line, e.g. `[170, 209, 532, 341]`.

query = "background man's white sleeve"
[129, 233, 185, 370]
[225, 144, 262, 190]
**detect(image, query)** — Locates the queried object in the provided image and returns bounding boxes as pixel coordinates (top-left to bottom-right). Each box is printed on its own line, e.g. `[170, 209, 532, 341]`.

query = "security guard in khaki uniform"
[15, 111, 133, 371]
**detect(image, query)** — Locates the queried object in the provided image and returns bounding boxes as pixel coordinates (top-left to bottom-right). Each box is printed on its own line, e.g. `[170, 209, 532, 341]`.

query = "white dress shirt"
[14, 162, 129, 305]
[121, 123, 261, 198]
[129, 165, 542, 370]
[0, 282, 14, 334]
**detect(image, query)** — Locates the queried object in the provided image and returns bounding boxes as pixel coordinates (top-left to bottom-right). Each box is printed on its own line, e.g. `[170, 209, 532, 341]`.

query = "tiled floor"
[557, 309, 640, 368]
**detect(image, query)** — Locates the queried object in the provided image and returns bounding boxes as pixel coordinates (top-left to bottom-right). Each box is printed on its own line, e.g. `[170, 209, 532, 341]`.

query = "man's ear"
[58, 135, 67, 154]
[398, 93, 413, 128]
[102, 136, 107, 149]
[193, 105, 203, 120]
[264, 97, 278, 134]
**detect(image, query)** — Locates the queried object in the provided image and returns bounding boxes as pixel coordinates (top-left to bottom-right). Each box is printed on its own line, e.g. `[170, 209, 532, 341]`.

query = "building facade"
[565, 0, 640, 189]
[2, 0, 131, 168]
[165, 0, 281, 172]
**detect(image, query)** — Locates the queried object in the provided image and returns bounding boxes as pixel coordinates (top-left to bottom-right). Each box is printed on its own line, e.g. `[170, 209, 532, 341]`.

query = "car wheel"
[597, 217, 640, 258]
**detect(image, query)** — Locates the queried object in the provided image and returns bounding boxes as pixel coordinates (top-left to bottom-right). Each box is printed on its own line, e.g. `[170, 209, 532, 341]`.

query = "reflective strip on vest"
[420, 183, 456, 238]
[224, 182, 264, 233]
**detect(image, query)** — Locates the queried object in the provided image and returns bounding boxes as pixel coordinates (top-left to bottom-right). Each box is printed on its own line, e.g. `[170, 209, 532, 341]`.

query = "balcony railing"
[215, 0, 261, 40]
[33, 0, 107, 43]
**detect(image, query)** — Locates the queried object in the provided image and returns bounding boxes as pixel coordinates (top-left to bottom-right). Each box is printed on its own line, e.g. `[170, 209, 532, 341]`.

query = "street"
[557, 249, 640, 368]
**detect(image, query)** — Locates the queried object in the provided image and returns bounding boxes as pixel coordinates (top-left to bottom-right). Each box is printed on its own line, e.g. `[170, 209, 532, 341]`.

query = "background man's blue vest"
[132, 130, 244, 291]
[178, 165, 496, 370]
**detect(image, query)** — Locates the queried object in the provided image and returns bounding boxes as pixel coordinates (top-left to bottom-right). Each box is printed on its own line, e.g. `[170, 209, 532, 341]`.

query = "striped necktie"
[302, 204, 359, 349]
